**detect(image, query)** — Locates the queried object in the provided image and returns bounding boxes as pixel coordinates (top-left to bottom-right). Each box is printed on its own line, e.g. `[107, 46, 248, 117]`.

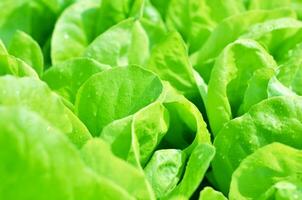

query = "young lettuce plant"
[75, 65, 213, 198]
[2, 0, 302, 199]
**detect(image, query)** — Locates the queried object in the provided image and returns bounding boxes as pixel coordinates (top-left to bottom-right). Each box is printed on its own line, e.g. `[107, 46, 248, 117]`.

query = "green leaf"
[161, 82, 211, 150]
[206, 39, 277, 135]
[147, 32, 198, 100]
[0, 54, 38, 78]
[96, 0, 144, 34]
[144, 149, 187, 198]
[267, 76, 297, 97]
[51, 0, 100, 64]
[8, 30, 44, 75]
[142, 0, 165, 28]
[277, 42, 302, 95]
[239, 17, 302, 60]
[0, 39, 8, 54]
[40, 0, 76, 14]
[132, 102, 169, 165]
[0, 106, 134, 200]
[101, 101, 169, 167]
[258, 181, 302, 200]
[0, 0, 75, 46]
[100, 116, 136, 163]
[292, 0, 302, 20]
[199, 187, 228, 200]
[43, 57, 110, 104]
[165, 0, 244, 53]
[163, 144, 215, 199]
[212, 96, 302, 194]
[238, 68, 276, 115]
[100, 82, 211, 174]
[247, 0, 291, 10]
[139, 18, 167, 49]
[75, 65, 163, 136]
[193, 8, 295, 82]
[229, 143, 302, 200]
[81, 138, 156, 200]
[150, 0, 171, 18]
[0, 75, 91, 147]
[84, 19, 150, 67]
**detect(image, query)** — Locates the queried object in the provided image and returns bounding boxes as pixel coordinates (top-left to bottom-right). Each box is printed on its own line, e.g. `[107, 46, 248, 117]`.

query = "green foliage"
[230, 143, 302, 200]
[2, 0, 302, 199]
[199, 187, 227, 200]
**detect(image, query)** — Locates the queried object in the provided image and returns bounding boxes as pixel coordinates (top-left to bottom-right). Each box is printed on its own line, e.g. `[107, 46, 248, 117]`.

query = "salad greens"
[2, 0, 302, 199]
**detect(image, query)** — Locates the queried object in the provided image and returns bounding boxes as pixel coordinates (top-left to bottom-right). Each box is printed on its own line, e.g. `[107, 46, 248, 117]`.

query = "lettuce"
[1, 0, 302, 199]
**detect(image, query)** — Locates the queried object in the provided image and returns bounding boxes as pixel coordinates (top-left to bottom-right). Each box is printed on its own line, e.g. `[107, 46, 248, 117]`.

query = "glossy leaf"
[193, 8, 295, 82]
[0, 54, 38, 78]
[81, 138, 156, 200]
[230, 143, 302, 200]
[165, 0, 244, 53]
[144, 149, 186, 198]
[43, 57, 110, 104]
[163, 144, 215, 199]
[84, 19, 150, 67]
[8, 30, 44, 75]
[0, 106, 133, 200]
[277, 42, 302, 95]
[96, 0, 144, 34]
[199, 187, 228, 200]
[75, 65, 163, 136]
[0, 0, 75, 46]
[0, 75, 91, 147]
[161, 82, 211, 150]
[101, 101, 169, 167]
[212, 96, 302, 194]
[206, 39, 277, 135]
[147, 32, 198, 100]
[51, 0, 100, 64]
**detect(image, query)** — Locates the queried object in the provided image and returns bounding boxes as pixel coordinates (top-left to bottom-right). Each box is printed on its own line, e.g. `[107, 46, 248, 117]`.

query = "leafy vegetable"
[0, 54, 38, 78]
[84, 19, 150, 67]
[0, 0, 75, 46]
[206, 39, 277, 134]
[0, 106, 133, 200]
[144, 149, 186, 198]
[81, 138, 156, 199]
[199, 187, 227, 200]
[0, 75, 91, 147]
[8, 30, 44, 75]
[163, 144, 215, 199]
[229, 143, 302, 200]
[213, 96, 302, 193]
[51, 0, 100, 64]
[147, 31, 198, 100]
[193, 8, 296, 82]
[165, 0, 244, 53]
[3, 0, 302, 199]
[43, 57, 110, 104]
[75, 65, 163, 136]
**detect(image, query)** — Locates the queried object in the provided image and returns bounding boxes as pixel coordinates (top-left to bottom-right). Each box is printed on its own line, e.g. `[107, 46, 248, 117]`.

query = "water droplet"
[63, 33, 69, 39]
